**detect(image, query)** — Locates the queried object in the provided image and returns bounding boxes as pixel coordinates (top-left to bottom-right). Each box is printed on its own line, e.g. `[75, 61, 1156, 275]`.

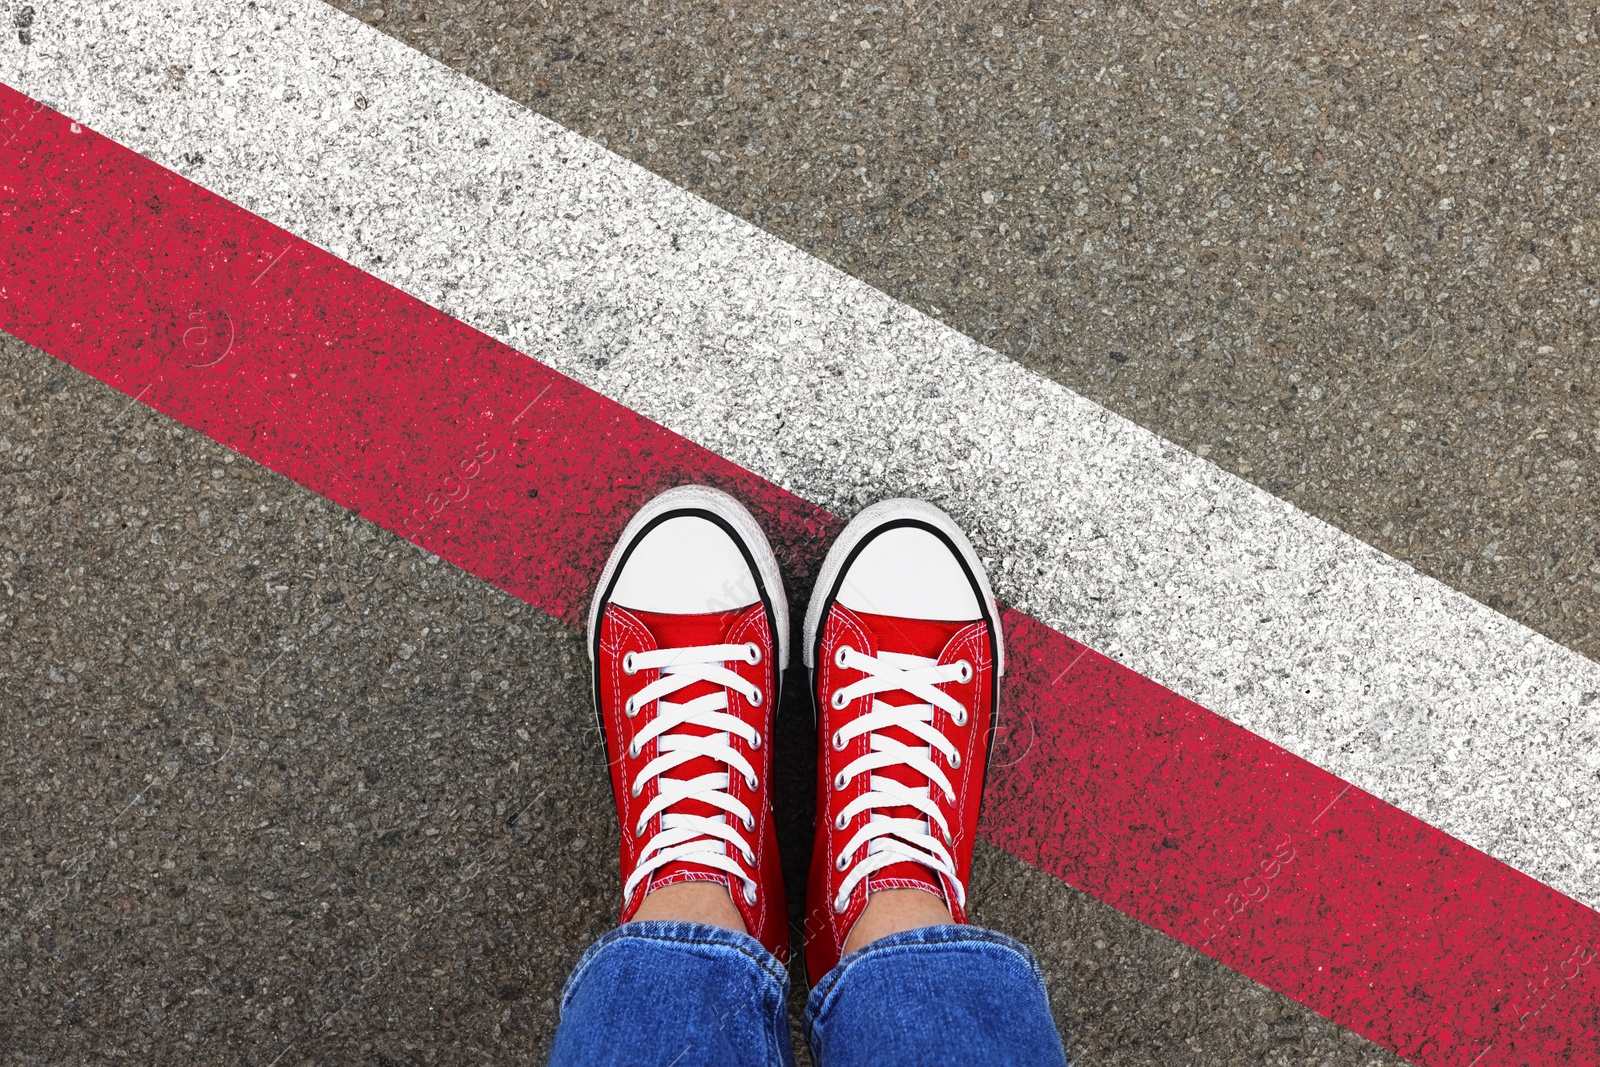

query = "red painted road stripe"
[3, 86, 1596, 1067]
[992, 615, 1599, 1065]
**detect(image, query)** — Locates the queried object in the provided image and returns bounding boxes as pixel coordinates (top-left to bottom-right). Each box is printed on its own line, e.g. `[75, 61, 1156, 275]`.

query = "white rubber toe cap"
[803, 498, 1001, 673]
[609, 514, 759, 615]
[836, 526, 982, 621]
[589, 485, 790, 668]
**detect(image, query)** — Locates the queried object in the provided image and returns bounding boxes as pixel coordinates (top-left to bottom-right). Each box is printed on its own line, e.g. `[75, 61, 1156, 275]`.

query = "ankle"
[633, 881, 749, 934]
[840, 887, 953, 956]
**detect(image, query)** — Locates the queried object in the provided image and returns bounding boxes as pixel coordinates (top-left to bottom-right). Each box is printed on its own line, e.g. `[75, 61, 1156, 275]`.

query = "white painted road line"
[6, 0, 1599, 906]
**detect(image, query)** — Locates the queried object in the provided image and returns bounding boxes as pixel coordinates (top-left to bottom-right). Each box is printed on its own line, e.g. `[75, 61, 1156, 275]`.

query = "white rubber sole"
[587, 485, 791, 669]
[802, 498, 1004, 674]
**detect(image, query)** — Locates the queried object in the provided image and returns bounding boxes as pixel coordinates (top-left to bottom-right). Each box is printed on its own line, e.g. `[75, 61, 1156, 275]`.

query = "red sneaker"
[587, 486, 790, 960]
[801, 499, 1004, 984]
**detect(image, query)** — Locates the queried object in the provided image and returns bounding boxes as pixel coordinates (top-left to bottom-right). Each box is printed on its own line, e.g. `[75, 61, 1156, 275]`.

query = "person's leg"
[800, 499, 1069, 1065]
[839, 886, 954, 954]
[550, 486, 796, 1064]
[550, 919, 795, 1067]
[804, 924, 1067, 1067]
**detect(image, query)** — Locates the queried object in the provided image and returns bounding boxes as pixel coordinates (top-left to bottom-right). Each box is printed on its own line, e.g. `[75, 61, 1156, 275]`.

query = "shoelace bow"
[621, 642, 765, 907]
[827, 645, 974, 914]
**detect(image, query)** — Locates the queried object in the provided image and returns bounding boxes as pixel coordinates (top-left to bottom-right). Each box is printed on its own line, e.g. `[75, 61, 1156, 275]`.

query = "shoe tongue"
[629, 608, 750, 893]
[849, 611, 973, 903]
[631, 607, 747, 650]
[852, 610, 966, 661]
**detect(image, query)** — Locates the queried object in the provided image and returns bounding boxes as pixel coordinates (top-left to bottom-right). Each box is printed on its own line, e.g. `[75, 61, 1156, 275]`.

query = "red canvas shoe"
[801, 499, 1004, 984]
[587, 485, 790, 961]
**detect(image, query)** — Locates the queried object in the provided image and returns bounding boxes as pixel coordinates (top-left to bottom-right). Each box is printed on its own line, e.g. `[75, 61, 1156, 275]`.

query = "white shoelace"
[828, 645, 974, 914]
[621, 642, 765, 907]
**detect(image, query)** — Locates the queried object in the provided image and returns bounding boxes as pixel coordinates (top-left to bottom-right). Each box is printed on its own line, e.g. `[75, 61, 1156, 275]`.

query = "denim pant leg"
[549, 921, 796, 1067]
[804, 925, 1069, 1067]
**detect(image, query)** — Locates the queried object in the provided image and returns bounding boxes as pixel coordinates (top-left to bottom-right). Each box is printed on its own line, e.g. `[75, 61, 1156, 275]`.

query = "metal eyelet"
[831, 730, 845, 751]
[630, 780, 643, 798]
[834, 645, 852, 668]
[627, 740, 641, 759]
[831, 690, 848, 710]
[635, 818, 647, 836]
[835, 851, 850, 872]
[949, 751, 962, 768]
[744, 884, 758, 905]
[750, 731, 762, 750]
[622, 652, 639, 675]
[745, 773, 759, 789]
[833, 771, 848, 791]
[954, 659, 973, 683]
[832, 895, 847, 914]
[835, 812, 848, 831]
[744, 814, 755, 831]
[744, 643, 762, 665]
[951, 708, 968, 727]
[748, 688, 763, 708]
[624, 697, 639, 718]
[742, 845, 756, 864]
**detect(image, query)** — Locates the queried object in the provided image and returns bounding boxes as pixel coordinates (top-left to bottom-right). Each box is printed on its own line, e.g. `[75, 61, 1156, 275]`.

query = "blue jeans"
[548, 921, 1070, 1066]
